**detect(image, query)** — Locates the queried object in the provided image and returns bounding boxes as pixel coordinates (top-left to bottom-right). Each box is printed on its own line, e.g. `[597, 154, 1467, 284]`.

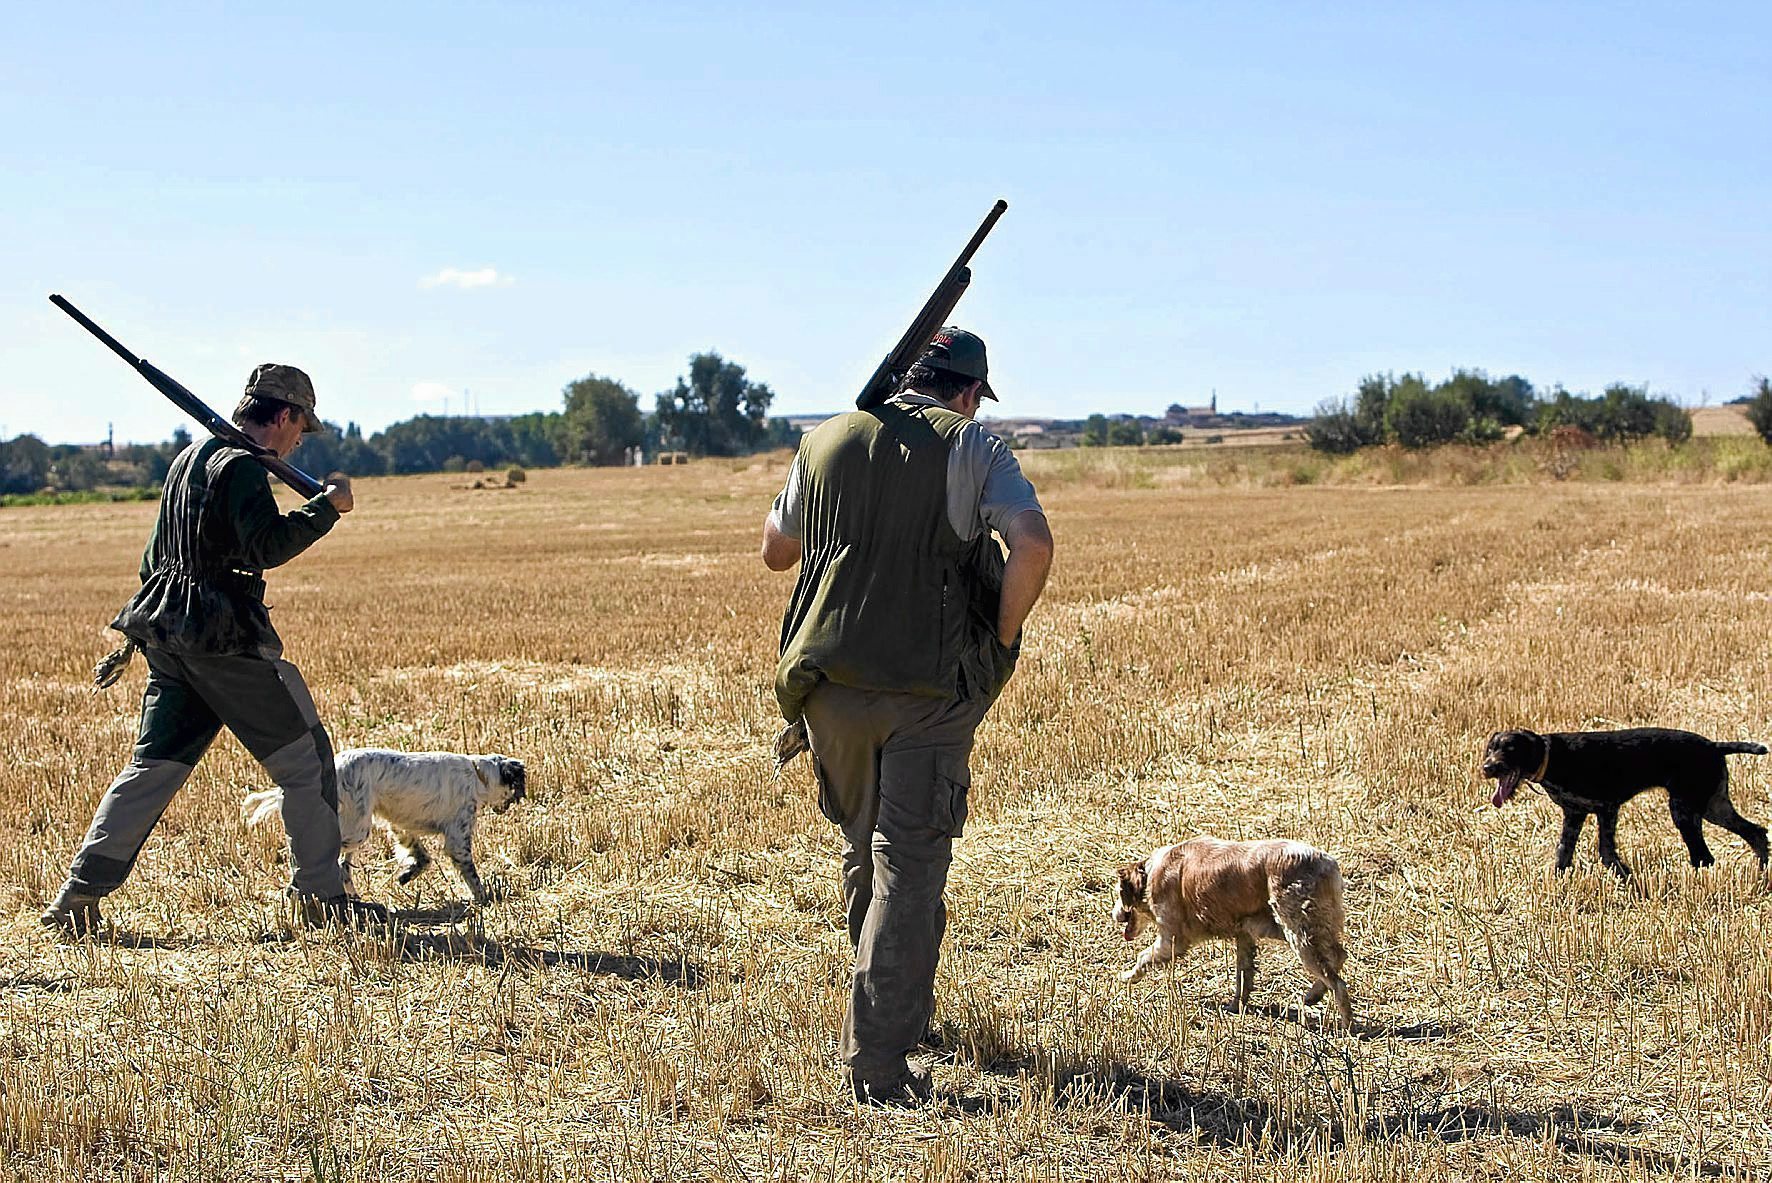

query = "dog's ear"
[1117, 860, 1148, 902]
[498, 757, 526, 793]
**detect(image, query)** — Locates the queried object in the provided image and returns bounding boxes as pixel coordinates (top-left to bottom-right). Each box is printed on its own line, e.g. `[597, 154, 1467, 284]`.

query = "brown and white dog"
[1113, 837, 1354, 1025]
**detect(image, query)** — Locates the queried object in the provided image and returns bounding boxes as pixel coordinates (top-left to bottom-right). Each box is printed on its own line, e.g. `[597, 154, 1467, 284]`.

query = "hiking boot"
[850, 1066, 934, 1108]
[39, 883, 103, 938]
[290, 891, 390, 931]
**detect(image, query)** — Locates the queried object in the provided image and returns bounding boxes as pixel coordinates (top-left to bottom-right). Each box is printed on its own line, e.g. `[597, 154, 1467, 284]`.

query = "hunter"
[762, 327, 1054, 1105]
[41, 365, 386, 935]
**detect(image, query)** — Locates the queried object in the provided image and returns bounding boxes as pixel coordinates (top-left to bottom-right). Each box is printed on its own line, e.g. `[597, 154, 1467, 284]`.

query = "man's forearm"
[997, 511, 1053, 645]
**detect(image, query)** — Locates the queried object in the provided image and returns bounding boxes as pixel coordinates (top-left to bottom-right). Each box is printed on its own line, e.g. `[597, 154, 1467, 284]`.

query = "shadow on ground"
[383, 929, 707, 986]
[934, 1051, 1738, 1176]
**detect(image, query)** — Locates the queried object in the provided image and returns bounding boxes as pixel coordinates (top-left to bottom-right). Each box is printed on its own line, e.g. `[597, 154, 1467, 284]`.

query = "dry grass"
[1022, 434, 1772, 491]
[3, 456, 1771, 1181]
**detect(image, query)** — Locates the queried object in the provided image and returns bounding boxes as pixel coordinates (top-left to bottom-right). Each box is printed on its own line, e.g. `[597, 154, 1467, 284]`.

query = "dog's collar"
[473, 764, 491, 789]
[1530, 745, 1550, 783]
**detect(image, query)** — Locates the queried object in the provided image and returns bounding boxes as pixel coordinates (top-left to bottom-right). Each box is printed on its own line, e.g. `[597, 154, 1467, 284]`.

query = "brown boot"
[40, 883, 103, 938]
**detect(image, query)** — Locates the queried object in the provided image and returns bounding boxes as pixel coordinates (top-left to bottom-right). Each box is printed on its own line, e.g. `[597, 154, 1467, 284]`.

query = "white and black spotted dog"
[246, 748, 526, 903]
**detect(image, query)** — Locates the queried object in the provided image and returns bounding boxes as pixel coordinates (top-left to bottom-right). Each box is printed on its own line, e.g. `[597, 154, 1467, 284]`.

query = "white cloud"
[411, 380, 454, 403]
[418, 266, 513, 290]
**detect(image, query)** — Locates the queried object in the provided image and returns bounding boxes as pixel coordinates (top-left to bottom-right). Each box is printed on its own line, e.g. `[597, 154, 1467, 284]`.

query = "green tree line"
[3, 350, 797, 495]
[1306, 369, 1700, 453]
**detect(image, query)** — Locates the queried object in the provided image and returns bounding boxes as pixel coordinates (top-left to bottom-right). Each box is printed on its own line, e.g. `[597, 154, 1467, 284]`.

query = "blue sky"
[3, 1, 1766, 443]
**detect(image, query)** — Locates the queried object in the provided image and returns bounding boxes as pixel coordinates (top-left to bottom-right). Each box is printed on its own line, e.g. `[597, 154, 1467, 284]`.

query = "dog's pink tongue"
[1492, 772, 1519, 808]
[1122, 920, 1136, 942]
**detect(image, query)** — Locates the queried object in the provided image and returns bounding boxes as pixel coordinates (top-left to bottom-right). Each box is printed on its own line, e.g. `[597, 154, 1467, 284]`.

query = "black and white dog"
[246, 748, 527, 903]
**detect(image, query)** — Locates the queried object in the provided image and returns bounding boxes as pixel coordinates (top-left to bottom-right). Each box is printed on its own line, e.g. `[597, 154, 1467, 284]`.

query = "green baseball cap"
[243, 363, 323, 433]
[919, 326, 996, 401]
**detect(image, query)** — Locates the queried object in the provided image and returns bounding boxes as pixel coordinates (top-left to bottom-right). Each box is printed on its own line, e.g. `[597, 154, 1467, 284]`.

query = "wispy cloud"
[418, 266, 513, 290]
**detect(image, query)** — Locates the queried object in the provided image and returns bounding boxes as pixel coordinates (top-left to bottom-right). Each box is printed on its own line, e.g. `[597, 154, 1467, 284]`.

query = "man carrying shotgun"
[41, 364, 386, 935]
[763, 326, 1054, 1105]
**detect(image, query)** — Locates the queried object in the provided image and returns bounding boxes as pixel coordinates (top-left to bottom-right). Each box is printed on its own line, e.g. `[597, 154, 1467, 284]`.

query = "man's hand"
[323, 473, 354, 515]
[998, 510, 1053, 646]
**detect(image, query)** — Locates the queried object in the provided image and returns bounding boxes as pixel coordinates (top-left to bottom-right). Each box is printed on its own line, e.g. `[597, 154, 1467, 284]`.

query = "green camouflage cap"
[918, 326, 996, 401]
[243, 363, 323, 433]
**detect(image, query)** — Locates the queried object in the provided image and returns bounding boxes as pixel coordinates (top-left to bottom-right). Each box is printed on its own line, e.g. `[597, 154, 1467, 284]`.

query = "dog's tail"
[242, 788, 283, 826]
[1716, 741, 1768, 757]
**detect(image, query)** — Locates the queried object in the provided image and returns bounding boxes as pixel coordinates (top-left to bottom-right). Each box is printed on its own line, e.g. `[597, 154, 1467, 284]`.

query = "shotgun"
[854, 199, 1007, 411]
[49, 294, 326, 497]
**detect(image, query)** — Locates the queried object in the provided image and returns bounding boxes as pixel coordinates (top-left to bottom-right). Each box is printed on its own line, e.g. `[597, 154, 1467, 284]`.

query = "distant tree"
[1352, 374, 1393, 444]
[1305, 399, 1366, 454]
[1653, 399, 1693, 444]
[559, 374, 644, 465]
[1597, 383, 1662, 441]
[763, 417, 801, 450]
[1744, 377, 1772, 444]
[1385, 375, 1469, 448]
[653, 352, 776, 456]
[501, 412, 566, 467]
[1080, 414, 1109, 447]
[0, 435, 52, 494]
[1441, 369, 1536, 427]
[1107, 419, 1145, 446]
[1148, 425, 1184, 445]
[1536, 383, 1688, 444]
[298, 421, 386, 477]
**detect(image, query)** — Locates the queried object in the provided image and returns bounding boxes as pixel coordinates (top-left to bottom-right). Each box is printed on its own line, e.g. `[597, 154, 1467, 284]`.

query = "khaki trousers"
[801, 680, 988, 1081]
[67, 645, 344, 899]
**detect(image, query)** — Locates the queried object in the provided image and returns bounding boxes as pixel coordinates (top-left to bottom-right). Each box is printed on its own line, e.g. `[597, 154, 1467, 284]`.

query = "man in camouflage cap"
[762, 327, 1054, 1105]
[41, 364, 385, 935]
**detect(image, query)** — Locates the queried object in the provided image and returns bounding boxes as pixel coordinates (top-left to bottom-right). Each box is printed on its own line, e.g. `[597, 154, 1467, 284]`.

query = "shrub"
[1305, 401, 1366, 454]
[1744, 377, 1772, 444]
[1386, 383, 1470, 449]
[1653, 400, 1692, 444]
[1106, 420, 1145, 446]
[1458, 416, 1506, 445]
[506, 466, 528, 484]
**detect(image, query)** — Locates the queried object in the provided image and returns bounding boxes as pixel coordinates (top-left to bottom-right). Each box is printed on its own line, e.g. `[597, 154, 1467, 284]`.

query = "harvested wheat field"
[4, 454, 1771, 1181]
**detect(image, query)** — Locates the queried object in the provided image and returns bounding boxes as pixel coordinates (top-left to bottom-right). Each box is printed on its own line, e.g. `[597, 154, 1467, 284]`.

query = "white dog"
[246, 748, 526, 903]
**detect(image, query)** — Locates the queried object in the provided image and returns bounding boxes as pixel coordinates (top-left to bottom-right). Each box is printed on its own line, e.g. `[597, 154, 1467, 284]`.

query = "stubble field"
[2, 451, 1770, 1181]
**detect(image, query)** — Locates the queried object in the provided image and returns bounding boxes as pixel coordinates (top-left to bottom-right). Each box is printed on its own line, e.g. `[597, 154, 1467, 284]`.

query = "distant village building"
[1165, 393, 1218, 424]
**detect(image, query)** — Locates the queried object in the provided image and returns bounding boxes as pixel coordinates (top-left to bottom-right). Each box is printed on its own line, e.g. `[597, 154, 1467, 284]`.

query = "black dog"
[1482, 728, 1770, 878]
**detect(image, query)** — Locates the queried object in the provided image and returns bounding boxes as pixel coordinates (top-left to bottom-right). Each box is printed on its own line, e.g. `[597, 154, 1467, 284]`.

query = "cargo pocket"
[813, 755, 846, 825]
[933, 756, 971, 838]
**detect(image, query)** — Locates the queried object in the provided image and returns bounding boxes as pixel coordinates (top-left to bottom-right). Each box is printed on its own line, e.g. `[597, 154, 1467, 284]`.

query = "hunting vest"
[775, 399, 1016, 722]
[110, 438, 278, 656]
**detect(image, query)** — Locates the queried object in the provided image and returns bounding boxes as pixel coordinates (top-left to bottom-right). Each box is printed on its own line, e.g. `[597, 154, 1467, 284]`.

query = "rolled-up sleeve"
[769, 454, 805, 540]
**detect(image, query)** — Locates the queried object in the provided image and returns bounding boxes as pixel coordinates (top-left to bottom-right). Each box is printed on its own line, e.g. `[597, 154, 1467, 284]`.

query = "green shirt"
[112, 438, 338, 655]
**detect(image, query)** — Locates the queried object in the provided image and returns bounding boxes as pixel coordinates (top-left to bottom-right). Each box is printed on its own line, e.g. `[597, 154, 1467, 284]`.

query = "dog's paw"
[396, 862, 428, 885]
[1119, 968, 1144, 983]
